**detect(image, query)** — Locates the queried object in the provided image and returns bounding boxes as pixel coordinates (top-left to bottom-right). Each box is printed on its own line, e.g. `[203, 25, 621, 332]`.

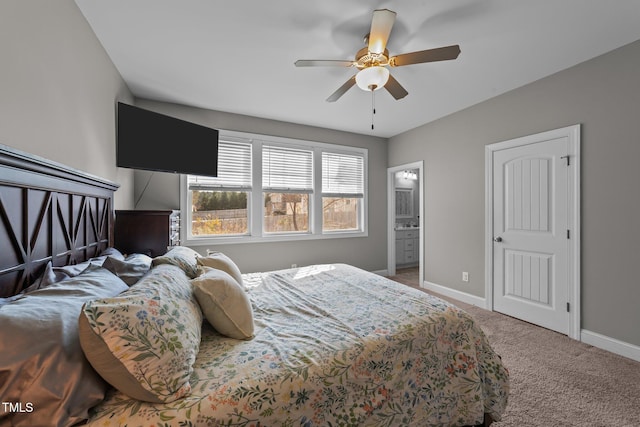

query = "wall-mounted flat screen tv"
[116, 102, 218, 177]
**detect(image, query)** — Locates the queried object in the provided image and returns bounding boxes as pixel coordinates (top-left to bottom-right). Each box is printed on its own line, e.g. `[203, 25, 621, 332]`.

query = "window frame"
[180, 130, 368, 246]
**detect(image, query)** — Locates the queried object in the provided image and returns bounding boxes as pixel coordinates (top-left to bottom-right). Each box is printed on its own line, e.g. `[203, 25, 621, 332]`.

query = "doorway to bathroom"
[387, 161, 424, 287]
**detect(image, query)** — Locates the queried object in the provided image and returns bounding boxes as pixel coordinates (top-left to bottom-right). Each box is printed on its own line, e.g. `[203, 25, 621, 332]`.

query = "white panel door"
[493, 136, 570, 334]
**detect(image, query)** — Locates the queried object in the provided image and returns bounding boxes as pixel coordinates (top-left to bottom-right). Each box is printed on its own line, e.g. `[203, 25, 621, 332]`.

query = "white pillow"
[191, 267, 254, 340]
[197, 252, 243, 288]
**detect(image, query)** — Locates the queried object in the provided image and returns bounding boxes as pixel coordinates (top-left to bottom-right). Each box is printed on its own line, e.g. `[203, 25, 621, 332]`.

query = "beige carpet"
[390, 270, 640, 426]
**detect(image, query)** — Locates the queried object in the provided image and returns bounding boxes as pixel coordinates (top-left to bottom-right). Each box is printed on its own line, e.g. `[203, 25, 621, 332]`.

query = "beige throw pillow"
[152, 246, 200, 278]
[197, 252, 244, 288]
[191, 267, 254, 340]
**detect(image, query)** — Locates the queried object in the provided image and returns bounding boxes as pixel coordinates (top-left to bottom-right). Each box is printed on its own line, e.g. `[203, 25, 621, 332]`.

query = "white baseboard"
[372, 269, 389, 276]
[581, 329, 640, 363]
[395, 278, 640, 363]
[422, 280, 486, 308]
[424, 287, 640, 362]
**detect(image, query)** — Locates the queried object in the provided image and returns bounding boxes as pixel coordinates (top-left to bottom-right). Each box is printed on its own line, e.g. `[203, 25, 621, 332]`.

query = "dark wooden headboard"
[0, 144, 119, 297]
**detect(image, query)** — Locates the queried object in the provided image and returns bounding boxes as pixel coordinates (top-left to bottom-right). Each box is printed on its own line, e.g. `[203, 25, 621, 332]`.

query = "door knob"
[493, 236, 503, 242]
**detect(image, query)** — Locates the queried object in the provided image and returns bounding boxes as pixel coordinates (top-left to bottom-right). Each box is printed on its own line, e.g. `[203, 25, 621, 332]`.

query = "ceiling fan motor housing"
[355, 47, 389, 69]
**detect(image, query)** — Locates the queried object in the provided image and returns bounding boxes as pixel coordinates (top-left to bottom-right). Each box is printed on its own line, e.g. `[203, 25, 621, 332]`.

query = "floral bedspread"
[87, 264, 508, 427]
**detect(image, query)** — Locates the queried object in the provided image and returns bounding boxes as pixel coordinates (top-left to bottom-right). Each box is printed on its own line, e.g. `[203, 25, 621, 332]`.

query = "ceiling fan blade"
[295, 59, 355, 67]
[389, 44, 461, 67]
[384, 74, 408, 100]
[368, 9, 396, 55]
[326, 75, 356, 102]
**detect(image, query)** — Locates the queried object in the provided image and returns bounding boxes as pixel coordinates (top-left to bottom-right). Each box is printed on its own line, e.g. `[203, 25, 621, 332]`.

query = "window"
[262, 145, 313, 234]
[182, 130, 367, 244]
[322, 151, 364, 232]
[187, 139, 252, 236]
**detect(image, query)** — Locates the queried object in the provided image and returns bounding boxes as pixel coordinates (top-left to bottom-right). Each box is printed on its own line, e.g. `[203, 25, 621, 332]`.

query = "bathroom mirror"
[395, 188, 413, 218]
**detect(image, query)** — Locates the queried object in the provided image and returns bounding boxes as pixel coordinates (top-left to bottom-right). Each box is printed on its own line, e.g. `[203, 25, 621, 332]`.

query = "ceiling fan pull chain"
[371, 89, 376, 130]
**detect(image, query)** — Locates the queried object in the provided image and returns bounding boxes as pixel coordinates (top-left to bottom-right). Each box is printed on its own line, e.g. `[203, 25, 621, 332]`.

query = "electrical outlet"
[291, 263, 298, 268]
[462, 272, 469, 282]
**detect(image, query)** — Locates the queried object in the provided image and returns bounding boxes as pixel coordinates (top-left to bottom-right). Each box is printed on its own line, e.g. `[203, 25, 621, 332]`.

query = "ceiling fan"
[295, 9, 461, 102]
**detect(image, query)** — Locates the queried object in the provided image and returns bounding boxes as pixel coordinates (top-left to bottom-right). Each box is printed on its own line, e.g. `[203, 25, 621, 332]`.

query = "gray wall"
[389, 39, 640, 347]
[0, 0, 134, 209]
[133, 99, 388, 274]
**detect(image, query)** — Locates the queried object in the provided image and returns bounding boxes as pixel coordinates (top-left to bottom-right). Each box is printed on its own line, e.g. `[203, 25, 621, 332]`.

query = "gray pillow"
[24, 260, 91, 293]
[102, 253, 152, 285]
[100, 247, 125, 261]
[24, 255, 109, 293]
[0, 265, 128, 427]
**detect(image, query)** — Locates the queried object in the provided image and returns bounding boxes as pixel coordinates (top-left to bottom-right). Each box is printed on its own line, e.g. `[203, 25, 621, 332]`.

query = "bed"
[0, 145, 508, 427]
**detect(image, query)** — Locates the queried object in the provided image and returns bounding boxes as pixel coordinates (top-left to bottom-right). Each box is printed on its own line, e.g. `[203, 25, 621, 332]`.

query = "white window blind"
[188, 139, 252, 191]
[262, 145, 313, 193]
[322, 152, 364, 197]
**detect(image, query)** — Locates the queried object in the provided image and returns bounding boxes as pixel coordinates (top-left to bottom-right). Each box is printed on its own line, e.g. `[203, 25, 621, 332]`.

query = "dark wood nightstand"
[114, 210, 180, 257]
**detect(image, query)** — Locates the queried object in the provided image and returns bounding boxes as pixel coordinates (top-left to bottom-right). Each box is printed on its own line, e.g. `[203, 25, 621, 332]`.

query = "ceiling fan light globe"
[356, 66, 389, 91]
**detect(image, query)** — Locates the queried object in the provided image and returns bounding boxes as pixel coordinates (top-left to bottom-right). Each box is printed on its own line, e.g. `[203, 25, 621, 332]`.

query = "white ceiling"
[75, 0, 640, 138]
